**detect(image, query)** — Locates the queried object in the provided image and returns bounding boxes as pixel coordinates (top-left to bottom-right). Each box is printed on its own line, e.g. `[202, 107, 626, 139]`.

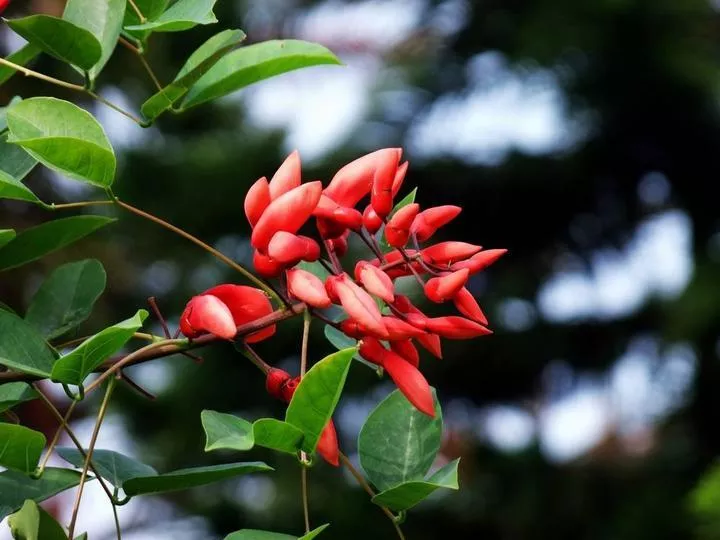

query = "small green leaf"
[0, 467, 84, 521]
[141, 29, 246, 121]
[181, 40, 342, 110]
[0, 132, 41, 205]
[0, 383, 39, 414]
[0, 45, 42, 86]
[126, 0, 218, 32]
[56, 447, 157, 488]
[225, 524, 329, 540]
[0, 423, 46, 473]
[122, 462, 272, 496]
[0, 215, 115, 272]
[6, 15, 102, 71]
[378, 187, 417, 253]
[0, 171, 40, 204]
[295, 260, 332, 281]
[63, 0, 127, 80]
[371, 458, 460, 511]
[0, 229, 16, 250]
[122, 0, 169, 41]
[51, 310, 148, 385]
[0, 310, 56, 377]
[8, 499, 68, 540]
[26, 259, 107, 340]
[323, 324, 377, 370]
[253, 419, 304, 454]
[202, 410, 254, 452]
[6, 97, 116, 187]
[285, 347, 355, 454]
[358, 389, 443, 491]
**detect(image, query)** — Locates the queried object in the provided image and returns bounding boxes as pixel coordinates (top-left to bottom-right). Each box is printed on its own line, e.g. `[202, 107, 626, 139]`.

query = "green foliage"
[0, 310, 57, 377]
[56, 447, 158, 488]
[0, 45, 41, 86]
[358, 389, 442, 491]
[7, 499, 68, 540]
[202, 410, 305, 455]
[225, 524, 329, 540]
[6, 98, 116, 187]
[0, 230, 16, 250]
[285, 347, 355, 454]
[5, 15, 102, 71]
[0, 468, 84, 521]
[0, 424, 46, 474]
[181, 40, 342, 110]
[125, 0, 218, 33]
[0, 132, 41, 205]
[0, 216, 115, 272]
[25, 259, 107, 340]
[371, 459, 460, 511]
[121, 0, 169, 41]
[323, 324, 377, 370]
[141, 29, 246, 121]
[51, 309, 148, 385]
[0, 383, 39, 414]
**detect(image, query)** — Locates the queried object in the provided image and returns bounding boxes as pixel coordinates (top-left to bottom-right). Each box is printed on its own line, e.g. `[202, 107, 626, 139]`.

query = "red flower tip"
[453, 287, 488, 325]
[268, 150, 301, 200]
[324, 148, 402, 208]
[317, 421, 340, 466]
[382, 316, 427, 340]
[411, 205, 462, 242]
[424, 268, 470, 303]
[334, 274, 388, 338]
[244, 176, 271, 228]
[382, 351, 435, 417]
[385, 203, 420, 248]
[355, 261, 395, 303]
[371, 148, 401, 218]
[253, 250, 284, 278]
[280, 375, 300, 403]
[362, 205, 383, 234]
[340, 318, 365, 339]
[286, 268, 333, 308]
[421, 241, 483, 266]
[451, 248, 508, 274]
[268, 232, 320, 265]
[203, 284, 275, 343]
[390, 339, 420, 368]
[180, 294, 237, 340]
[266, 368, 291, 400]
[391, 161, 409, 198]
[358, 337, 387, 366]
[425, 316, 492, 339]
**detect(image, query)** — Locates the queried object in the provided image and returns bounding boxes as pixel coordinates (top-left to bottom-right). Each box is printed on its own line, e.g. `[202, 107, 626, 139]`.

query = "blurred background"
[3, 0, 720, 538]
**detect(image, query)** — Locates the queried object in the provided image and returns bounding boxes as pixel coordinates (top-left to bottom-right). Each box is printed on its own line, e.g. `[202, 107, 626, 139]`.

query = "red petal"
[266, 368, 291, 400]
[370, 149, 401, 218]
[244, 177, 271, 228]
[453, 287, 488, 325]
[424, 268, 469, 303]
[391, 161, 409, 198]
[317, 420, 340, 466]
[203, 284, 275, 343]
[390, 339, 420, 368]
[362, 205, 383, 234]
[421, 242, 482, 266]
[451, 248, 508, 274]
[411, 205, 461, 242]
[181, 295, 237, 340]
[335, 275, 388, 338]
[425, 316, 492, 339]
[286, 268, 332, 308]
[253, 250, 284, 278]
[383, 352, 435, 417]
[356, 261, 395, 303]
[382, 316, 426, 340]
[268, 150, 301, 200]
[268, 232, 320, 265]
[324, 148, 402, 208]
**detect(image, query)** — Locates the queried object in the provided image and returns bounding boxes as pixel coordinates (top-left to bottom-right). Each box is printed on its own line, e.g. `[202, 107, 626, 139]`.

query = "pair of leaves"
[0, 468, 84, 521]
[56, 447, 271, 497]
[0, 109, 41, 205]
[358, 389, 459, 511]
[225, 524, 329, 540]
[126, 0, 217, 33]
[0, 423, 46, 474]
[8, 500, 67, 540]
[202, 411, 304, 455]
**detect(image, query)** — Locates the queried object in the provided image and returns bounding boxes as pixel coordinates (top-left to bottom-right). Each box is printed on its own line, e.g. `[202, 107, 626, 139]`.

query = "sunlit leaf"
[7, 499, 68, 540]
[252, 419, 304, 454]
[0, 310, 56, 377]
[125, 0, 217, 33]
[202, 410, 304, 455]
[0, 423, 46, 473]
[56, 447, 157, 488]
[224, 524, 329, 540]
[0, 45, 42, 86]
[371, 458, 460, 511]
[0, 468, 84, 521]
[0, 131, 41, 205]
[122, 0, 169, 41]
[0, 383, 39, 414]
[0, 229, 16, 250]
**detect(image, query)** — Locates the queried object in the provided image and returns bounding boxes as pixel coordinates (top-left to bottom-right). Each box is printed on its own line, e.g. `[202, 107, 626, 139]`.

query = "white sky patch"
[481, 405, 536, 452]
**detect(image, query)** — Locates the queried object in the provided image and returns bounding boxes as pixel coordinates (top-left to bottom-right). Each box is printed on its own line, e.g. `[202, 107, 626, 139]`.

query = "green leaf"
[0, 45, 42, 86]
[6, 15, 102, 71]
[56, 447, 157, 488]
[358, 389, 443, 491]
[122, 0, 169, 41]
[0, 423, 46, 473]
[202, 410, 304, 455]
[0, 383, 39, 414]
[0, 171, 40, 204]
[6, 97, 116, 187]
[181, 40, 342, 110]
[285, 347, 355, 454]
[8, 499, 68, 540]
[0, 467, 83, 521]
[295, 260, 332, 281]
[371, 458, 460, 511]
[51, 310, 148, 385]
[63, 0, 127, 80]
[0, 132, 41, 205]
[0, 229, 16, 250]
[0, 215, 115, 272]
[25, 259, 107, 340]
[126, 0, 218, 32]
[0, 310, 56, 377]
[225, 524, 329, 540]
[378, 187, 417, 253]
[323, 324, 377, 370]
[141, 29, 246, 121]
[122, 462, 272, 496]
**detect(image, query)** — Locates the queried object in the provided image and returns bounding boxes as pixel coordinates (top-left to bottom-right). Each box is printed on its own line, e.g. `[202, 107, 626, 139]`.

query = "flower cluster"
[180, 148, 505, 463]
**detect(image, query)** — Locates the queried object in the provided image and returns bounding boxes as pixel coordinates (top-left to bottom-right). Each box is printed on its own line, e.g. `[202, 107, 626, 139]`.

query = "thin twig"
[87, 91, 144, 125]
[322, 238, 343, 274]
[48, 200, 115, 211]
[301, 466, 310, 534]
[37, 401, 77, 474]
[55, 332, 156, 350]
[119, 36, 163, 91]
[300, 310, 312, 533]
[240, 344, 273, 375]
[126, 0, 147, 23]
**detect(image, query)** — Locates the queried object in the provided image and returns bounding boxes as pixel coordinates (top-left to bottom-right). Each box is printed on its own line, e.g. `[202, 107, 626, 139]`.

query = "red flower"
[411, 205, 462, 242]
[268, 150, 301, 200]
[203, 284, 275, 343]
[267, 232, 320, 265]
[180, 294, 237, 340]
[286, 268, 332, 308]
[244, 177, 271, 228]
[385, 203, 420, 248]
[424, 268, 469, 303]
[354, 261, 395, 303]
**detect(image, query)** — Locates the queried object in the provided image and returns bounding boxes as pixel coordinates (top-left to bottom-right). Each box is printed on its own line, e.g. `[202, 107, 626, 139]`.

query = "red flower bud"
[313, 195, 364, 231]
[328, 233, 349, 257]
[286, 268, 332, 308]
[251, 181, 323, 252]
[266, 368, 291, 400]
[253, 250, 284, 278]
[268, 150, 301, 200]
[421, 242, 482, 266]
[332, 274, 388, 338]
[425, 316, 492, 339]
[390, 339, 420, 368]
[339, 318, 365, 339]
[317, 420, 340, 466]
[358, 337, 388, 366]
[203, 284, 275, 343]
[180, 295, 237, 340]
[411, 205, 462, 242]
[370, 148, 401, 218]
[453, 287, 488, 325]
[382, 351, 435, 417]
[362, 205, 383, 234]
[385, 203, 420, 248]
[391, 161, 409, 198]
[324, 148, 402, 208]
[391, 296, 442, 358]
[382, 316, 426, 340]
[316, 217, 347, 240]
[424, 268, 469, 303]
[244, 177, 271, 228]
[267, 232, 320, 265]
[355, 261, 394, 303]
[451, 248, 508, 274]
[280, 375, 300, 403]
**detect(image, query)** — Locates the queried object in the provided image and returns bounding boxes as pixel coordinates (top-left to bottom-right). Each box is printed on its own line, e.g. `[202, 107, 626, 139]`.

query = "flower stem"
[36, 400, 77, 474]
[300, 310, 312, 533]
[47, 200, 115, 211]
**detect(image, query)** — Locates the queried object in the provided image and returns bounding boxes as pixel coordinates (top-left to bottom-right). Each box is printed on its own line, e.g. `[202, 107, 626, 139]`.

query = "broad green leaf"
[181, 40, 342, 110]
[0, 171, 40, 204]
[252, 419, 304, 454]
[122, 0, 169, 41]
[202, 410, 254, 452]
[378, 187, 417, 253]
[6, 15, 102, 71]
[0, 467, 83, 521]
[64, 0, 127, 80]
[56, 447, 157, 488]
[0, 215, 115, 272]
[0, 310, 56, 377]
[296, 260, 332, 281]
[0, 229, 15, 250]
[0, 132, 41, 205]
[1, 97, 24, 131]
[25, 259, 107, 340]
[51, 310, 148, 385]
[6, 97, 116, 187]
[141, 29, 246, 121]
[371, 458, 460, 511]
[8, 499, 68, 540]
[122, 462, 272, 496]
[126, 0, 218, 32]
[225, 524, 329, 540]
[323, 324, 376, 370]
[358, 389, 442, 491]
[0, 423, 46, 473]
[0, 383, 39, 414]
[285, 347, 355, 454]
[0, 45, 42, 86]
